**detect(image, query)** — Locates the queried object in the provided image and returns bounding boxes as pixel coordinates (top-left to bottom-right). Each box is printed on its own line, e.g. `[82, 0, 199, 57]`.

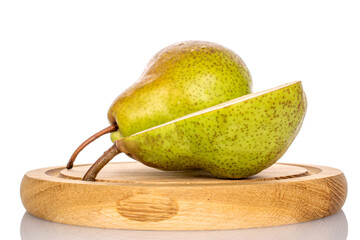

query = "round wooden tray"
[20, 162, 347, 230]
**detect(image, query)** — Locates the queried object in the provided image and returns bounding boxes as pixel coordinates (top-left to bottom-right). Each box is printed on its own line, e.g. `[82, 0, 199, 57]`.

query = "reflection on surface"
[21, 211, 347, 240]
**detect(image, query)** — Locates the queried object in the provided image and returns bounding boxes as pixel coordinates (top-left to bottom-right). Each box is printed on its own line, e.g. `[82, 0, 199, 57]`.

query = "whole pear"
[83, 81, 306, 180]
[67, 41, 252, 169]
[108, 41, 252, 140]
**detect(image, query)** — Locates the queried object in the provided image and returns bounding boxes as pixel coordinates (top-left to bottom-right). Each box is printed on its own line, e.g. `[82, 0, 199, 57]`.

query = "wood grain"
[20, 162, 347, 230]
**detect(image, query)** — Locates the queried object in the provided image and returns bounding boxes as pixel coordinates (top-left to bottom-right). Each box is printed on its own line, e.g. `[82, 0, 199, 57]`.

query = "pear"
[67, 41, 252, 169]
[83, 81, 307, 181]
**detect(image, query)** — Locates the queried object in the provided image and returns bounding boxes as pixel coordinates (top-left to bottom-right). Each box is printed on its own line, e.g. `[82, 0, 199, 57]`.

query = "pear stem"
[66, 124, 118, 169]
[82, 144, 121, 181]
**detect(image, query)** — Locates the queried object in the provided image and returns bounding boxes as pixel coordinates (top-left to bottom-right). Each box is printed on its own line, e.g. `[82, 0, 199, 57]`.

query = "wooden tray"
[20, 162, 347, 230]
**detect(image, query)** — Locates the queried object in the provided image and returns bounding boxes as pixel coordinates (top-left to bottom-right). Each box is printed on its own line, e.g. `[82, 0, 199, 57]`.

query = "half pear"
[84, 81, 307, 180]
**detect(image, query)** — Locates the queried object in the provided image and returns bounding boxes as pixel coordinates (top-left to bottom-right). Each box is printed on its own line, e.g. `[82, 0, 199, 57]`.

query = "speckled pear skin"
[115, 81, 307, 178]
[108, 41, 252, 140]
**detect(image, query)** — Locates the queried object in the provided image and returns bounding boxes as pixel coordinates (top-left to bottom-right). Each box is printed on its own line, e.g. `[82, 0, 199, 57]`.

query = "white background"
[1, 0, 359, 239]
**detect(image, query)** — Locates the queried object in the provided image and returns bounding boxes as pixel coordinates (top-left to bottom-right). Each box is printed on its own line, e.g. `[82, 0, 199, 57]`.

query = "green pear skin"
[115, 81, 306, 179]
[108, 41, 252, 140]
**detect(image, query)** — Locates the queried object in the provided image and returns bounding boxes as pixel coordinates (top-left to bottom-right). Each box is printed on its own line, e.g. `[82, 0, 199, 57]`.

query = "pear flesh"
[114, 81, 307, 179]
[108, 41, 252, 140]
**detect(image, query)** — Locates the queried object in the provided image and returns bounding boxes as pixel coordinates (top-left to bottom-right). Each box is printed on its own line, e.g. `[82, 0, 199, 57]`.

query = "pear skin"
[114, 81, 306, 179]
[108, 41, 252, 139]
